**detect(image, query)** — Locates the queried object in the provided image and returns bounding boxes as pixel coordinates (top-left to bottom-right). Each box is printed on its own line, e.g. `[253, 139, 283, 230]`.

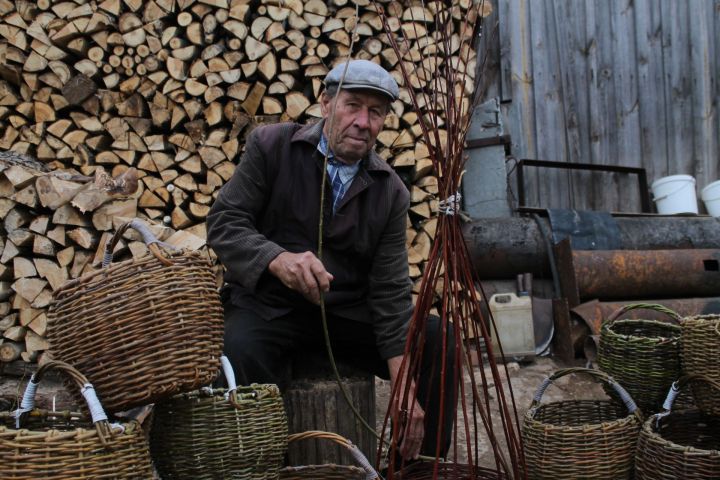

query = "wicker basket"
[394, 463, 508, 479]
[0, 361, 154, 479]
[47, 218, 224, 413]
[280, 464, 367, 480]
[279, 431, 380, 480]
[680, 314, 720, 415]
[597, 303, 682, 413]
[635, 375, 720, 479]
[523, 367, 642, 480]
[150, 356, 288, 480]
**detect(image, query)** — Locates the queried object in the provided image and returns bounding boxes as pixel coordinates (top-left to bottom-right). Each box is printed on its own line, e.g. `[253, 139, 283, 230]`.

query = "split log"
[0, 341, 23, 362]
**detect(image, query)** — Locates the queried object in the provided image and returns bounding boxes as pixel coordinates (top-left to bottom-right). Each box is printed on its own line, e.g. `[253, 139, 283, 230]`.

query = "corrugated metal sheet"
[478, 0, 719, 213]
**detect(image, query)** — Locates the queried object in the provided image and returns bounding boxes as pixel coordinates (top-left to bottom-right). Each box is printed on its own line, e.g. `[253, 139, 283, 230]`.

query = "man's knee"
[425, 314, 457, 361]
[222, 305, 291, 386]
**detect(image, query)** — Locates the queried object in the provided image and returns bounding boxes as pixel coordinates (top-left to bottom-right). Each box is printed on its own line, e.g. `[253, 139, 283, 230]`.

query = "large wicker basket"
[0, 361, 154, 479]
[680, 314, 720, 415]
[598, 303, 682, 413]
[523, 367, 642, 480]
[635, 375, 720, 479]
[47, 218, 224, 413]
[150, 356, 288, 480]
[279, 431, 380, 480]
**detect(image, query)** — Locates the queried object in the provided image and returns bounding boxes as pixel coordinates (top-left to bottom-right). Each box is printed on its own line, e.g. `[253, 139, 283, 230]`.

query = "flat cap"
[324, 60, 399, 101]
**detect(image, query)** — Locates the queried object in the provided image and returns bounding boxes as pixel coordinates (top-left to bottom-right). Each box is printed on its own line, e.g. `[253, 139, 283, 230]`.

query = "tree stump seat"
[284, 350, 377, 467]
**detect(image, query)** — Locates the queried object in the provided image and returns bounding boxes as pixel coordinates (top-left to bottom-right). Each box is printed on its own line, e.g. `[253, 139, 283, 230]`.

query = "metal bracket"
[515, 159, 651, 214]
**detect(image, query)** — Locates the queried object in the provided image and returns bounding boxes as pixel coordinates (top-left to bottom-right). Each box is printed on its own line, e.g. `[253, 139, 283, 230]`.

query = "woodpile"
[0, 0, 485, 365]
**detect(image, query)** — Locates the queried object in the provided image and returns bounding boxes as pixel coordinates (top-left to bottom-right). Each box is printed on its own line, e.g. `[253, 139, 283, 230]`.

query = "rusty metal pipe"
[572, 249, 720, 300]
[462, 218, 550, 278]
[462, 216, 720, 279]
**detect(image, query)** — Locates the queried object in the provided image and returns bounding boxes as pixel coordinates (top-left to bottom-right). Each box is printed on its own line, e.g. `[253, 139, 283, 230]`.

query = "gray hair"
[324, 83, 339, 98]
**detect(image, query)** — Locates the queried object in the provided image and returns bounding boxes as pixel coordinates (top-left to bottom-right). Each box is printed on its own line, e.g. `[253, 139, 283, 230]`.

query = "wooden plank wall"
[478, 0, 720, 213]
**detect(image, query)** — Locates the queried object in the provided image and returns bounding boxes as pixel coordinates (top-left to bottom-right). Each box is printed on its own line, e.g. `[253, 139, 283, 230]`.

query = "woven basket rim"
[602, 318, 681, 343]
[642, 410, 720, 456]
[525, 399, 640, 432]
[167, 383, 282, 400]
[682, 314, 720, 323]
[605, 317, 682, 331]
[0, 419, 142, 437]
[281, 464, 366, 471]
[50, 249, 204, 298]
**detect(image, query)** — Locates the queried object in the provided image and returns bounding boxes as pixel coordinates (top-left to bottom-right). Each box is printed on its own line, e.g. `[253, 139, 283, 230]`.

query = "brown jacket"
[206, 120, 413, 359]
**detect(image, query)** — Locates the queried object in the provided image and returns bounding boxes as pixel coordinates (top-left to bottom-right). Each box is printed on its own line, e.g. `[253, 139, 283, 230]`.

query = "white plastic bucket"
[651, 174, 698, 214]
[701, 179, 720, 217]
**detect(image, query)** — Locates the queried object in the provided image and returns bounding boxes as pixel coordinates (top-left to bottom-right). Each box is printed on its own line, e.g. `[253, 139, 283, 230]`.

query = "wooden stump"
[284, 352, 377, 467]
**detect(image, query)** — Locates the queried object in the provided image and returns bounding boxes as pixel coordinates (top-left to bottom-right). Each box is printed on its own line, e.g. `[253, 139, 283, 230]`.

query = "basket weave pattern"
[47, 250, 224, 413]
[681, 315, 720, 416]
[522, 368, 642, 480]
[150, 384, 288, 480]
[635, 376, 720, 479]
[281, 431, 380, 480]
[279, 465, 367, 480]
[0, 419, 153, 480]
[395, 463, 507, 479]
[0, 361, 154, 480]
[636, 410, 720, 479]
[598, 304, 682, 414]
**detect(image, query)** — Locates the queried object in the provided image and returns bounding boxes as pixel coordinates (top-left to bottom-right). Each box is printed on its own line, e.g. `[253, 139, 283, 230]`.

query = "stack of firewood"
[1, 150, 132, 363]
[0, 0, 484, 364]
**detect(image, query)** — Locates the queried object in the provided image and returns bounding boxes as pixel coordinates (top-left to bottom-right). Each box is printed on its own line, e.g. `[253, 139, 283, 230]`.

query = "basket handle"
[660, 374, 720, 412]
[102, 218, 174, 268]
[287, 431, 381, 480]
[605, 303, 681, 325]
[13, 360, 115, 445]
[219, 355, 243, 408]
[201, 356, 281, 408]
[531, 367, 639, 415]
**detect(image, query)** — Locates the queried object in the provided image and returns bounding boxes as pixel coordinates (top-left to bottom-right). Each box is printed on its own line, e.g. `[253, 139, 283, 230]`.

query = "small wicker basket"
[0, 361, 154, 479]
[47, 218, 224, 413]
[150, 356, 288, 480]
[598, 303, 682, 413]
[635, 375, 720, 479]
[279, 431, 380, 480]
[523, 367, 642, 480]
[680, 314, 720, 415]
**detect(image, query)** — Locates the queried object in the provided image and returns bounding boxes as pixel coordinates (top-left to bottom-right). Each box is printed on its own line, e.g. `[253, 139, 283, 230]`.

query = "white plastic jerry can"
[488, 292, 535, 360]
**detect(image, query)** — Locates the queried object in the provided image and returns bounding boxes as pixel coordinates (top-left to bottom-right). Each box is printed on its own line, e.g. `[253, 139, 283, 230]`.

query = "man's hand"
[398, 398, 425, 460]
[268, 251, 333, 304]
[387, 356, 425, 459]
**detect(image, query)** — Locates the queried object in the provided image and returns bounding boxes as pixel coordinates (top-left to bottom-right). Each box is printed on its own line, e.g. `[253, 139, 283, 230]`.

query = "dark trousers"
[222, 299, 457, 458]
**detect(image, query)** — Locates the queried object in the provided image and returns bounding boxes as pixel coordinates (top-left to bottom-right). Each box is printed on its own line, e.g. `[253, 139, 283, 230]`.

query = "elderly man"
[207, 60, 454, 461]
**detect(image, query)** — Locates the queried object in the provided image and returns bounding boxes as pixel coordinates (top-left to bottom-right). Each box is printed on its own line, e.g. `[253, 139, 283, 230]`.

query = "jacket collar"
[291, 119, 393, 175]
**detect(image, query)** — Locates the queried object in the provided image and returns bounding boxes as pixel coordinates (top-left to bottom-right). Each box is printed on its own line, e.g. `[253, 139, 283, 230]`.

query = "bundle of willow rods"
[373, 1, 526, 478]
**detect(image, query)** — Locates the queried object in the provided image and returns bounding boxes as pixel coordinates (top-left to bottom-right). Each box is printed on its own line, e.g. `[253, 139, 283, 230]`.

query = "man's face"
[320, 89, 389, 164]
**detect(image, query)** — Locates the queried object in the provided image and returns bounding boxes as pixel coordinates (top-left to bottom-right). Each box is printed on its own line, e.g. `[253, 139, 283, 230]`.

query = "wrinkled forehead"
[337, 89, 391, 110]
